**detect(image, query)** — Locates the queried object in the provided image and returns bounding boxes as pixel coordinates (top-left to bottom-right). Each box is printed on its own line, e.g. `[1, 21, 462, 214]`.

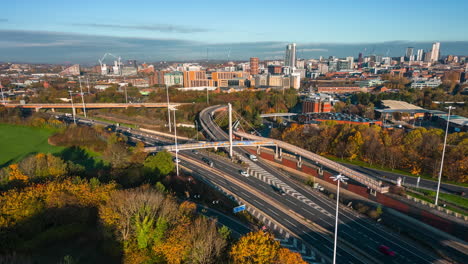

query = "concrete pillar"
[51, 108, 55, 112]
[297, 155, 302, 168]
[34, 107, 40, 112]
[256, 146, 261, 155]
[72, 107, 76, 116]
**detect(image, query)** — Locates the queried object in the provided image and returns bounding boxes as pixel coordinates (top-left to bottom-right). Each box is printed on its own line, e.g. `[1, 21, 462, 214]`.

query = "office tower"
[416, 49, 424, 61]
[346, 56, 354, 69]
[405, 47, 414, 60]
[358, 53, 363, 68]
[431, 42, 441, 62]
[284, 43, 297, 68]
[250, 57, 259, 75]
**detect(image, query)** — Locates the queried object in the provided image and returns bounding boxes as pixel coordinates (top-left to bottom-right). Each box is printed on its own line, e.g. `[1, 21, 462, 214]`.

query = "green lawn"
[0, 123, 64, 167]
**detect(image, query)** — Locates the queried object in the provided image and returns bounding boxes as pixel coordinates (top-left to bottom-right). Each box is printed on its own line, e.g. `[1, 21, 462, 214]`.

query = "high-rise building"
[284, 43, 297, 68]
[416, 49, 424, 61]
[346, 57, 354, 69]
[250, 57, 259, 75]
[431, 42, 441, 62]
[358, 53, 363, 68]
[405, 47, 414, 60]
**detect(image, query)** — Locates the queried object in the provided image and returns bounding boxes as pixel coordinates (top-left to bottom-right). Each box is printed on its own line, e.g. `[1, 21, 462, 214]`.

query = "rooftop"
[381, 100, 423, 110]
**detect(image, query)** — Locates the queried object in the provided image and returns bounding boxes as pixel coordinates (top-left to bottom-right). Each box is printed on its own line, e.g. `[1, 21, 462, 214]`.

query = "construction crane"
[98, 53, 122, 75]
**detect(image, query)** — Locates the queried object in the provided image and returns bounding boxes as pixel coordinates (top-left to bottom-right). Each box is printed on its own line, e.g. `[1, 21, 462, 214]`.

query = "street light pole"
[69, 90, 76, 125]
[206, 87, 209, 105]
[0, 83, 5, 104]
[78, 77, 87, 117]
[173, 109, 179, 176]
[435, 106, 453, 206]
[331, 174, 348, 264]
[228, 103, 233, 158]
[166, 84, 172, 132]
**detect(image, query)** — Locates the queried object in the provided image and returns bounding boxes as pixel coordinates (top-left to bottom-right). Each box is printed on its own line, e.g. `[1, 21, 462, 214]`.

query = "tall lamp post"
[166, 84, 172, 132]
[68, 90, 76, 125]
[0, 83, 5, 104]
[330, 173, 348, 264]
[435, 106, 454, 206]
[172, 108, 179, 176]
[78, 77, 87, 117]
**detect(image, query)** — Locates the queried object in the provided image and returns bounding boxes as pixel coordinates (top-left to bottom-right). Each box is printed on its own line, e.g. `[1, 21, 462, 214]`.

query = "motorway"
[198, 105, 445, 264]
[60, 112, 448, 263]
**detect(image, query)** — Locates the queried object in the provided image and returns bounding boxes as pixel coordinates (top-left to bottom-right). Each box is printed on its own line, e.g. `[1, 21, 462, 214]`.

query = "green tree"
[143, 151, 174, 179]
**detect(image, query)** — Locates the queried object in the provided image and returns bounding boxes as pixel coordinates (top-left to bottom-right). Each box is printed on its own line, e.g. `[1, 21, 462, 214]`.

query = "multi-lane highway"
[198, 105, 445, 264]
[58, 111, 450, 263]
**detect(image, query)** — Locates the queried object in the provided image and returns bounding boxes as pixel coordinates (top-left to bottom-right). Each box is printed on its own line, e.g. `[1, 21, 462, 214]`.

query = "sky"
[1, 0, 468, 63]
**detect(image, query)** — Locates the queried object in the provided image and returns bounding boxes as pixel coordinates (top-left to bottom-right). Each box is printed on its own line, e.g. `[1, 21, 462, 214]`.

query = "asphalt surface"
[197, 105, 444, 264]
[57, 112, 448, 264]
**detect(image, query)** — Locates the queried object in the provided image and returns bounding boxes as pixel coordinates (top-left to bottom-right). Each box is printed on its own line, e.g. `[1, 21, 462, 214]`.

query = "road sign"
[233, 204, 246, 213]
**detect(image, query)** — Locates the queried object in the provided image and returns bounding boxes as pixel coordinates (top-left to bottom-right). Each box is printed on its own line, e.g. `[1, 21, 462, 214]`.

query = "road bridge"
[1, 102, 185, 112]
[144, 140, 276, 152]
[202, 105, 388, 193]
[260, 113, 297, 118]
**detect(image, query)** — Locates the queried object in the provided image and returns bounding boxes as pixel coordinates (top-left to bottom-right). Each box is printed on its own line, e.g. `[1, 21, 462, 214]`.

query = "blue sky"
[1, 0, 468, 63]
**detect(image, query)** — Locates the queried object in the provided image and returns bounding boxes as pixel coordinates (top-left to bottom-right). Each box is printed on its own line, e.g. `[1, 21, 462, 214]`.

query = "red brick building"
[250, 57, 259, 75]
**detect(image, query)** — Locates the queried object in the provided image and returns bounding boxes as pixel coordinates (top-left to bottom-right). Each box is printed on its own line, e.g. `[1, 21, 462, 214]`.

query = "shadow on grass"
[58, 147, 109, 178]
[0, 206, 123, 264]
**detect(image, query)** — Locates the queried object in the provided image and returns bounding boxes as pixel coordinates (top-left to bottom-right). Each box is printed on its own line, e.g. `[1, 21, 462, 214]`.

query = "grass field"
[0, 123, 64, 167]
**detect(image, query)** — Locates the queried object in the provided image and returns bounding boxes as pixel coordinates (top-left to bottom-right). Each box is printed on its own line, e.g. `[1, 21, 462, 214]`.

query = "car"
[173, 158, 181, 163]
[192, 149, 199, 154]
[249, 154, 258, 161]
[271, 185, 286, 196]
[202, 157, 214, 167]
[378, 245, 395, 256]
[240, 170, 249, 177]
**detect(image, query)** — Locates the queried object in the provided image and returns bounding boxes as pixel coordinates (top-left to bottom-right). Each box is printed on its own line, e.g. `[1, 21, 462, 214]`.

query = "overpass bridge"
[1, 102, 185, 112]
[233, 130, 389, 193]
[144, 140, 276, 152]
[201, 105, 389, 194]
[260, 113, 297, 118]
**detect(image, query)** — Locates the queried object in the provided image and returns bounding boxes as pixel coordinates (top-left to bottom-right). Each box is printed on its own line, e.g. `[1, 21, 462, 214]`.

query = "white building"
[416, 49, 424, 62]
[431, 42, 441, 62]
[284, 43, 297, 68]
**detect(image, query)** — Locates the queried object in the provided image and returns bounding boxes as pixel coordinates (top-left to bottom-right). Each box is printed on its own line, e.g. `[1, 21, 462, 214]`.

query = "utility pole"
[86, 77, 90, 94]
[78, 77, 87, 118]
[173, 109, 179, 176]
[331, 174, 348, 264]
[0, 83, 5, 104]
[435, 106, 453, 206]
[69, 90, 76, 125]
[228, 103, 233, 158]
[123, 77, 128, 104]
[166, 84, 172, 132]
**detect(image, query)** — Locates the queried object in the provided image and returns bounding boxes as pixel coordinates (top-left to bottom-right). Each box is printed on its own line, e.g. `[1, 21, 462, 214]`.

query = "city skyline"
[2, 0, 468, 63]
[2, 29, 468, 64]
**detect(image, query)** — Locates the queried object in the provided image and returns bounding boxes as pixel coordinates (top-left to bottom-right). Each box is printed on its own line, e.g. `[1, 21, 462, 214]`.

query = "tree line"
[273, 123, 468, 183]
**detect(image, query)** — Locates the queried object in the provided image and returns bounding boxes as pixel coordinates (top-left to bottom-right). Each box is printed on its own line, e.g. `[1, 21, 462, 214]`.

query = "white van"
[249, 154, 258, 161]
